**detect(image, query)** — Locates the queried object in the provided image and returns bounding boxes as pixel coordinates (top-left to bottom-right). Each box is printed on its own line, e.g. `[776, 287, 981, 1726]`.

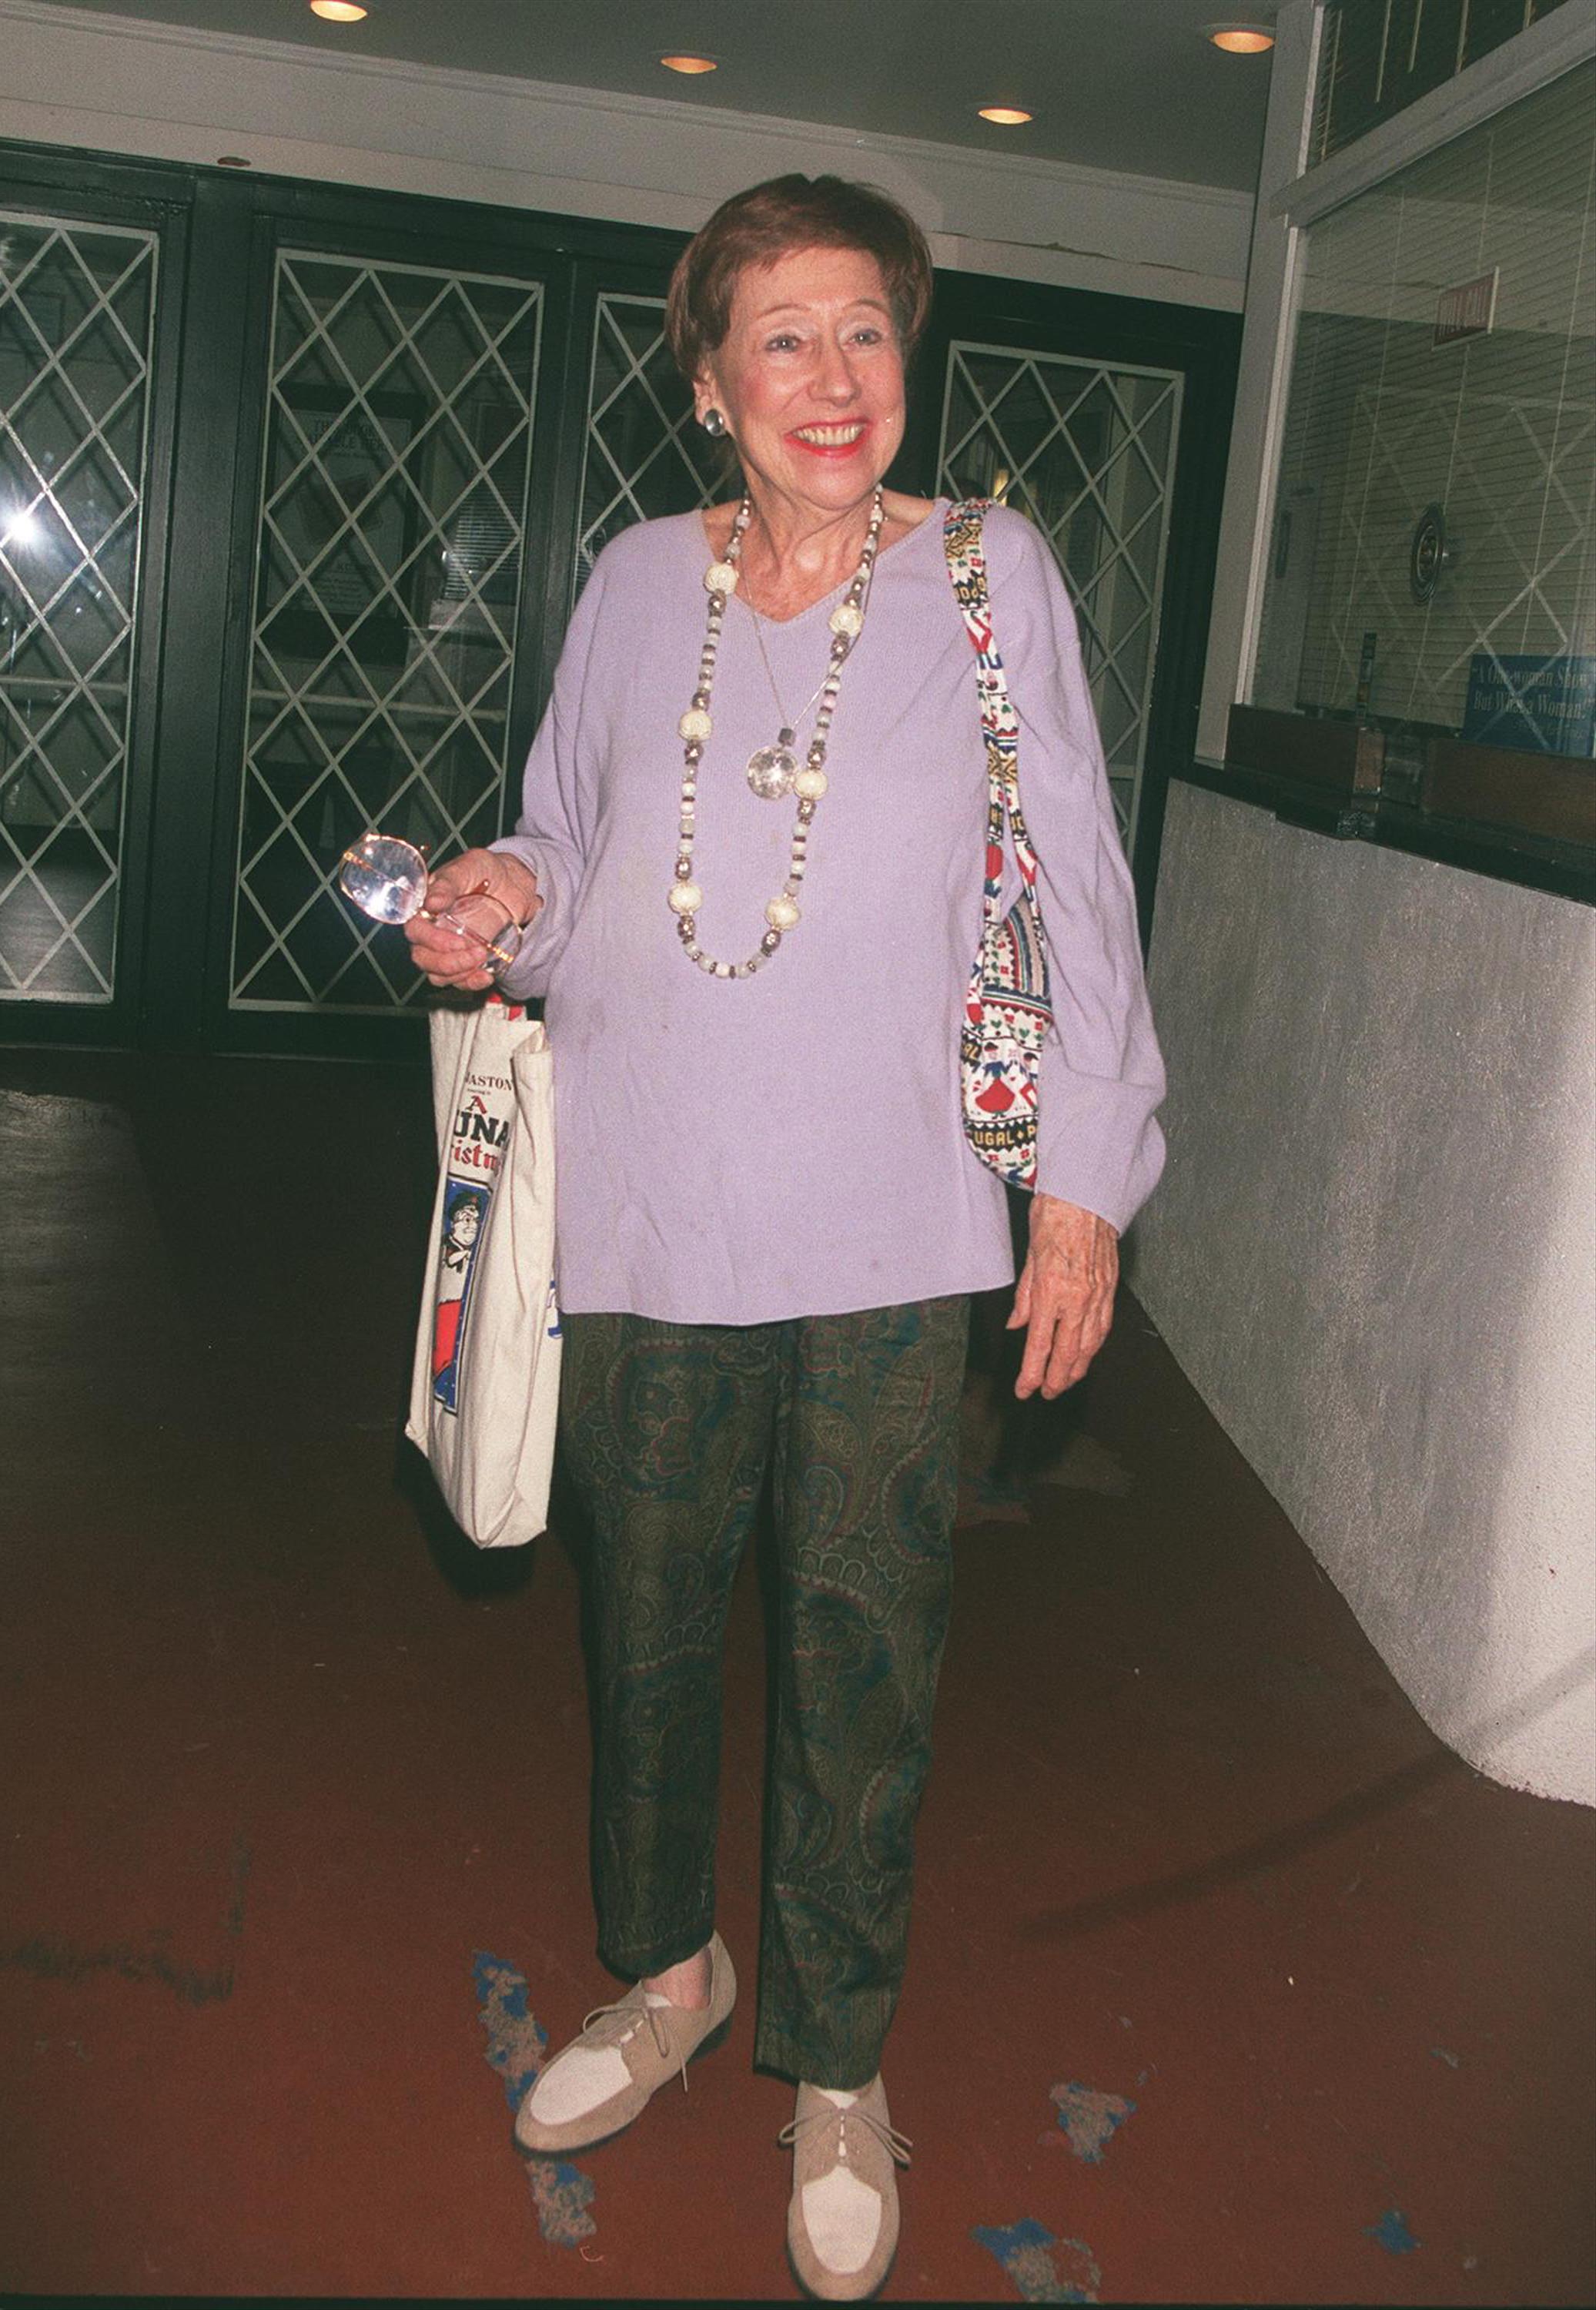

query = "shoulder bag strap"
[942, 500, 1048, 939]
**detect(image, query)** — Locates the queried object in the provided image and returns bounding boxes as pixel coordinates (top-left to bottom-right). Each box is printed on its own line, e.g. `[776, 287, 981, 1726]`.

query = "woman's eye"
[850, 326, 885, 346]
[765, 333, 801, 353]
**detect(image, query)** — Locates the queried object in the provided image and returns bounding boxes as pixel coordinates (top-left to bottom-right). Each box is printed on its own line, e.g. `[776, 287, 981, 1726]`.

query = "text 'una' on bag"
[407, 995, 561, 1548]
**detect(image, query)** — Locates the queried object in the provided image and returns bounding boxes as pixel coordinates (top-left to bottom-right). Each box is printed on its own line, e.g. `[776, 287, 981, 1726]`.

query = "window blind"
[1313, 0, 1574, 161]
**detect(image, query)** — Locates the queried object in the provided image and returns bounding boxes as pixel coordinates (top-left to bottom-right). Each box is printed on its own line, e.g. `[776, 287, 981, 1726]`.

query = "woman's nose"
[813, 340, 860, 401]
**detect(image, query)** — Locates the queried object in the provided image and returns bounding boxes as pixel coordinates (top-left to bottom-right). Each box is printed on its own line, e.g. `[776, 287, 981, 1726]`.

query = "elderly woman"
[407, 174, 1163, 2301]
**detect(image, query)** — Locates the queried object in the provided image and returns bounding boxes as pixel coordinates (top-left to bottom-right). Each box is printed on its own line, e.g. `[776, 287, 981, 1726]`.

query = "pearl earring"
[701, 407, 727, 439]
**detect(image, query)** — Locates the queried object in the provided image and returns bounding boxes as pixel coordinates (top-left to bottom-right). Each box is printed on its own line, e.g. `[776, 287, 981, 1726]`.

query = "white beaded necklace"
[670, 488, 885, 979]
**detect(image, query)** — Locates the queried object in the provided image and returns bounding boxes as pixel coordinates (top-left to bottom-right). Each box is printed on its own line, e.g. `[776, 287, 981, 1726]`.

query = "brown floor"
[1, 1048, 1592, 2307]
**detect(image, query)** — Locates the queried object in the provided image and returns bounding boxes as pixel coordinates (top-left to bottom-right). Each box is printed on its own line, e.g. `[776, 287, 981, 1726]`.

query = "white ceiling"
[32, 0, 1279, 190]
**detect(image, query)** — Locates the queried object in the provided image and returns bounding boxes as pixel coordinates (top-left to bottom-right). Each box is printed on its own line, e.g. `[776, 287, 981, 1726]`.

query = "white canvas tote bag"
[407, 996, 560, 1547]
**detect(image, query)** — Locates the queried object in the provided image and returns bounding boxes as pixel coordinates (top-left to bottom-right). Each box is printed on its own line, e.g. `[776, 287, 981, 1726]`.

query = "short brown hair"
[665, 175, 935, 383]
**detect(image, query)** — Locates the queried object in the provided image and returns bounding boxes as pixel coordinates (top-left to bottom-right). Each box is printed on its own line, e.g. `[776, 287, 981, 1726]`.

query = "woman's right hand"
[403, 848, 541, 990]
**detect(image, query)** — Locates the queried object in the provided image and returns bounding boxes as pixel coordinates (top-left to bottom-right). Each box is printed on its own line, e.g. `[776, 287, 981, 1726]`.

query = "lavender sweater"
[492, 500, 1164, 1325]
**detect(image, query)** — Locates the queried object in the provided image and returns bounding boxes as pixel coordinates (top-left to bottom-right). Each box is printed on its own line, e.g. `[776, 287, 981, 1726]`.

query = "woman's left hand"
[1008, 1193, 1119, 1400]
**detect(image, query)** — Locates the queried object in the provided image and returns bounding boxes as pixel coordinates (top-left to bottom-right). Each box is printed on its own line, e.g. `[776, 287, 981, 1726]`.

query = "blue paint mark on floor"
[972, 2218, 1102, 2304]
[473, 1952, 597, 2249]
[1049, 2080, 1136, 2162]
[1367, 2208, 1420, 2255]
[473, 1951, 548, 2108]
[528, 2157, 597, 2248]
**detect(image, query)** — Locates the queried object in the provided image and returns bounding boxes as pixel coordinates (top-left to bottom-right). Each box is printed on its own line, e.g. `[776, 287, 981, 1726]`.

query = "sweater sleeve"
[487, 549, 611, 1000]
[980, 506, 1166, 1233]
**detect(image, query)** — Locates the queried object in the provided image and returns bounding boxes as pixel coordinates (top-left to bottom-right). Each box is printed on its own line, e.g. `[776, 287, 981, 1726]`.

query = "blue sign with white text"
[1461, 654, 1596, 756]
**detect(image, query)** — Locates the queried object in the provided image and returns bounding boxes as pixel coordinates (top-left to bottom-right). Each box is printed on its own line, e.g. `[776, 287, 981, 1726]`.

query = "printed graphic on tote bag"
[432, 1179, 492, 1413]
[432, 1068, 515, 1413]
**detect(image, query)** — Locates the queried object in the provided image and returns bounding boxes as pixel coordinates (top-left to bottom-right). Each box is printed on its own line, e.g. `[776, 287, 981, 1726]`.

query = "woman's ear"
[692, 371, 718, 427]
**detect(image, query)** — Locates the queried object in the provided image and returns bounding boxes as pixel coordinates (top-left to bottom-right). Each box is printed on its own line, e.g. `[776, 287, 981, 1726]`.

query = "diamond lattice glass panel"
[0, 213, 157, 1003]
[939, 344, 1183, 854]
[574, 296, 721, 601]
[231, 253, 542, 1012]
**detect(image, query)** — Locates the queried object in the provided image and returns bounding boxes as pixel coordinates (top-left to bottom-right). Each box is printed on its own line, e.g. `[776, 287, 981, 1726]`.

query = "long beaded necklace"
[670, 488, 885, 979]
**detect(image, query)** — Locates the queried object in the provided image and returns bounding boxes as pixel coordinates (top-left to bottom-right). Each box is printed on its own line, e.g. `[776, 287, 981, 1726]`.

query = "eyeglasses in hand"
[336, 832, 523, 972]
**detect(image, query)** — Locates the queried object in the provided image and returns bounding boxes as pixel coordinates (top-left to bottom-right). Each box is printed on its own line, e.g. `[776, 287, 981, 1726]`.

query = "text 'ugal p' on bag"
[407, 994, 561, 1547]
[943, 498, 1055, 1191]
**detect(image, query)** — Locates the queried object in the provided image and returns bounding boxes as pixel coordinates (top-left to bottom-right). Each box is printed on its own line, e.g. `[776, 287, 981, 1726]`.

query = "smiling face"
[696, 243, 907, 521]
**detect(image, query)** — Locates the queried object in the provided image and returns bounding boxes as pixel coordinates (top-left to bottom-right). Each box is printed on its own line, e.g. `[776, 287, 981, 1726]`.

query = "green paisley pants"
[559, 1294, 969, 2090]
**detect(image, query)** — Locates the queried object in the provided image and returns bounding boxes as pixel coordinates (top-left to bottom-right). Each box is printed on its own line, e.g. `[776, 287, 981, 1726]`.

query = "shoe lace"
[578, 1997, 693, 2091]
[778, 2098, 913, 2167]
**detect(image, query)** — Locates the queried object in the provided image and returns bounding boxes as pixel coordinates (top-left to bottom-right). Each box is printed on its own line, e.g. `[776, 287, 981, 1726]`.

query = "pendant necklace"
[744, 641, 830, 802]
[735, 494, 883, 799]
[671, 488, 886, 978]
[742, 541, 867, 798]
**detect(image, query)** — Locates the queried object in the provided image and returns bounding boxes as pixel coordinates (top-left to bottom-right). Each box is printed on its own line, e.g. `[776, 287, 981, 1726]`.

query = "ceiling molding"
[0, 0, 1253, 222]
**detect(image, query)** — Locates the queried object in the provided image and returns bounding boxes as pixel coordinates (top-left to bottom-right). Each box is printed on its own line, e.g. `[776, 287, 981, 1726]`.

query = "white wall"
[0, 0, 1251, 309]
[1138, 782, 1596, 1806]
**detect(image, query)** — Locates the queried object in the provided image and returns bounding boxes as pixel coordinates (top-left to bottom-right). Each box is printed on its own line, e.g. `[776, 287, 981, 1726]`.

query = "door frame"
[173, 173, 690, 1060]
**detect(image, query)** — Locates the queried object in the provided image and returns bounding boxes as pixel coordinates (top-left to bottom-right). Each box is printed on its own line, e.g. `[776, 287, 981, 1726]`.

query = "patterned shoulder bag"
[943, 498, 1054, 1191]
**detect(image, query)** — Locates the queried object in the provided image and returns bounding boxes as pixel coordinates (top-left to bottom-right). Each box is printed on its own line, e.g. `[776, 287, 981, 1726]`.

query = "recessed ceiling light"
[660, 54, 718, 75]
[310, 2, 369, 22]
[979, 106, 1033, 126]
[1206, 23, 1274, 52]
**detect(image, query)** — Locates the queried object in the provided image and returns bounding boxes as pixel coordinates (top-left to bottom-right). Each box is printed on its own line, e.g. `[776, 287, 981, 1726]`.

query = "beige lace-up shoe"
[514, 1933, 736, 2156]
[781, 2074, 912, 2301]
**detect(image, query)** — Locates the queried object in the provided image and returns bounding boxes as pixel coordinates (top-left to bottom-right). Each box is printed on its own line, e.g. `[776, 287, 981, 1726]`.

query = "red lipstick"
[785, 424, 871, 458]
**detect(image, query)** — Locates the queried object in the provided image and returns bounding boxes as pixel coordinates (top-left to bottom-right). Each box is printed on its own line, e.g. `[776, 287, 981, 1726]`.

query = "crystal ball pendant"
[746, 738, 798, 800]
